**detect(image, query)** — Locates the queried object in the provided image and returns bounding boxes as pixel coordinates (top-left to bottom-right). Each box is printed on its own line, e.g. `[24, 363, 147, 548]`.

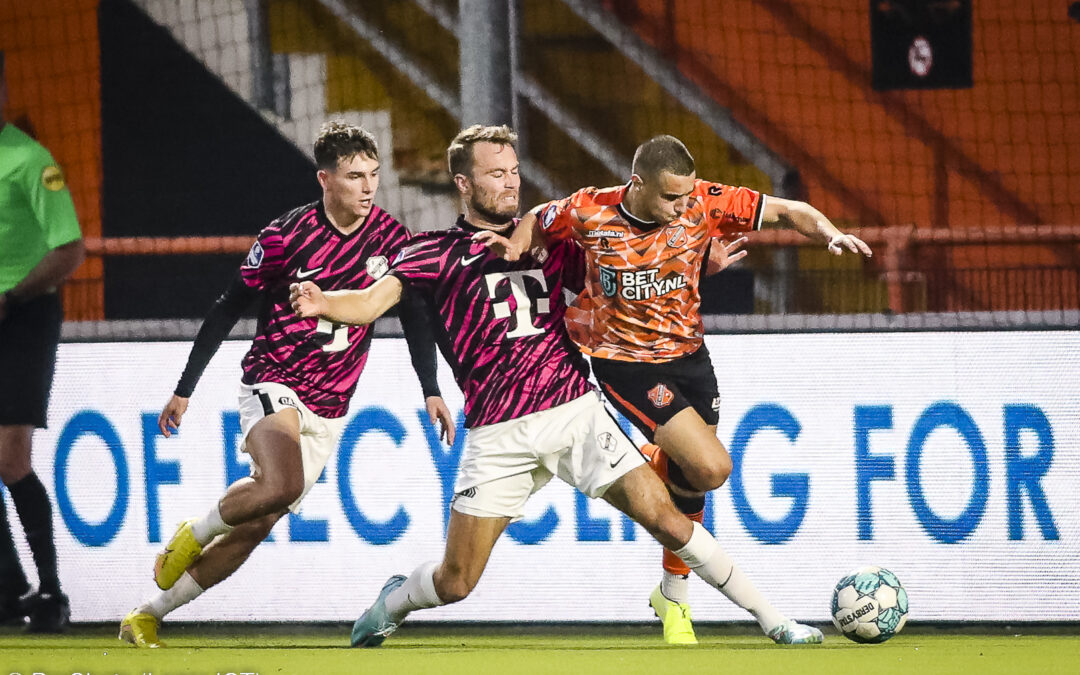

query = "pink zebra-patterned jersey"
[390, 216, 593, 428]
[240, 201, 409, 418]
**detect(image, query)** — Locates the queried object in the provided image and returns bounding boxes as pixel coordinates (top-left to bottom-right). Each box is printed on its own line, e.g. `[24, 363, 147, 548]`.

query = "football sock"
[660, 571, 690, 605]
[8, 473, 61, 595]
[675, 522, 787, 633]
[140, 572, 204, 620]
[190, 501, 234, 546]
[0, 490, 30, 599]
[662, 503, 704, 578]
[384, 561, 443, 623]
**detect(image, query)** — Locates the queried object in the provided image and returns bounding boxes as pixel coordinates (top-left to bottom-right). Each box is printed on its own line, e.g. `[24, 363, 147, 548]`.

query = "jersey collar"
[455, 214, 516, 235]
[316, 200, 377, 241]
[616, 184, 662, 232]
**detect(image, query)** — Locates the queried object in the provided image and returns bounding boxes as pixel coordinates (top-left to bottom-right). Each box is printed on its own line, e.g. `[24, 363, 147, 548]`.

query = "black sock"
[670, 489, 706, 516]
[8, 474, 61, 596]
[0, 489, 31, 600]
[666, 461, 707, 515]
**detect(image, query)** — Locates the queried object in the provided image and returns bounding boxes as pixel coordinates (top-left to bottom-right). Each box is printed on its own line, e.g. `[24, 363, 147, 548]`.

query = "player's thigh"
[439, 509, 511, 592]
[548, 392, 646, 499]
[244, 407, 303, 485]
[654, 407, 731, 488]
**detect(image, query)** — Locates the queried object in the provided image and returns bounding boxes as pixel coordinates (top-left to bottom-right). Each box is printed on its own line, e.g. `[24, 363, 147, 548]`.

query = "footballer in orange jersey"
[478, 135, 869, 645]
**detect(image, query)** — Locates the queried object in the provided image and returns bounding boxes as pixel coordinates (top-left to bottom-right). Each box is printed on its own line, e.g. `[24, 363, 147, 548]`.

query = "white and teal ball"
[831, 566, 908, 643]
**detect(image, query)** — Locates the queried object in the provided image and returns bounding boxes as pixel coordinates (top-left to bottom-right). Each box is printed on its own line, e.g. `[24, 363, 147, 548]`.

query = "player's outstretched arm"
[762, 196, 872, 257]
[290, 276, 404, 325]
[473, 209, 541, 261]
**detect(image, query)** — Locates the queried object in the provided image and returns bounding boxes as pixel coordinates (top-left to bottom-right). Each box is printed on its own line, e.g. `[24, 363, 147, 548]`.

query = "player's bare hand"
[472, 231, 523, 261]
[425, 395, 456, 445]
[158, 394, 189, 437]
[705, 236, 749, 276]
[290, 281, 327, 317]
[828, 233, 873, 258]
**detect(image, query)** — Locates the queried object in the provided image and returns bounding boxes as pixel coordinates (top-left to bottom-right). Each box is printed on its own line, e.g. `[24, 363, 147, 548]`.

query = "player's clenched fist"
[290, 281, 327, 317]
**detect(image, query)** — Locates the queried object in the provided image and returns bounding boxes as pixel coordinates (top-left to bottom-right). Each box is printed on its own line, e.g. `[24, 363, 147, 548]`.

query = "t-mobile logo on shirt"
[484, 270, 550, 338]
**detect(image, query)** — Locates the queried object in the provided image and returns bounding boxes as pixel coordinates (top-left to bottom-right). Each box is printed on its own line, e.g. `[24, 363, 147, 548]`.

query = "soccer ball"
[831, 566, 908, 643]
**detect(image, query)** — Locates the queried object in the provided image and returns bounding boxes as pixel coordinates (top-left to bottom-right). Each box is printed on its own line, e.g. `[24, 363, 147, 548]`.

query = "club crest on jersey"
[666, 225, 687, 248]
[599, 266, 618, 297]
[540, 204, 558, 230]
[366, 255, 389, 279]
[245, 241, 264, 268]
[648, 384, 674, 408]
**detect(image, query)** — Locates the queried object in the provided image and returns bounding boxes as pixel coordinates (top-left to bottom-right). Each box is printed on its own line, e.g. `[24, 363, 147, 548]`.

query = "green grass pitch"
[2, 624, 1078, 675]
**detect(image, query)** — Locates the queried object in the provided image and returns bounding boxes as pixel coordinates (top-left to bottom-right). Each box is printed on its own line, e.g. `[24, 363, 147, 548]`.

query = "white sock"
[674, 522, 787, 633]
[190, 501, 234, 546]
[139, 572, 205, 620]
[383, 561, 444, 623]
[660, 571, 690, 604]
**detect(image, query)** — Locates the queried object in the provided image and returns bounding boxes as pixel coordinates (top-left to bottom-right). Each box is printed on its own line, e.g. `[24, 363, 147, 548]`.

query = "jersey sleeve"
[22, 146, 82, 249]
[536, 187, 595, 243]
[697, 180, 766, 238]
[239, 225, 287, 291]
[388, 235, 446, 293]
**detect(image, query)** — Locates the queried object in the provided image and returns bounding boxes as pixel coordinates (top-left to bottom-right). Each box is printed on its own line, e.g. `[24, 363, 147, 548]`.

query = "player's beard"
[470, 190, 518, 226]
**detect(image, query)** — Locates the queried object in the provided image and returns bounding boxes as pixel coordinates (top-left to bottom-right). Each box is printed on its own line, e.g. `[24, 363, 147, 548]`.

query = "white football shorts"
[237, 381, 346, 513]
[451, 391, 646, 520]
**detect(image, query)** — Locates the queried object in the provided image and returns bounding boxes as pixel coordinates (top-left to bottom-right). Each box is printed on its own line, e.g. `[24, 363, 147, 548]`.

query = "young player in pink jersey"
[118, 122, 453, 648]
[290, 125, 823, 647]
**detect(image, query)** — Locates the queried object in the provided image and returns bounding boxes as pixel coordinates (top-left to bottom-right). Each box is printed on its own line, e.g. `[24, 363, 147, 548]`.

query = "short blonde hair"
[447, 124, 518, 177]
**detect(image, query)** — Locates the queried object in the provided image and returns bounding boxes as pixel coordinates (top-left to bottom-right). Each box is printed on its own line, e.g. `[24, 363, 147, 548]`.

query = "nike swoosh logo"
[460, 253, 484, 266]
[609, 453, 628, 469]
[296, 267, 323, 279]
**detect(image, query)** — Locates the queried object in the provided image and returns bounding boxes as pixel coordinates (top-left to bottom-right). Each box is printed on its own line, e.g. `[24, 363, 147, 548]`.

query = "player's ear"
[316, 169, 330, 190]
[453, 173, 470, 194]
[629, 173, 644, 189]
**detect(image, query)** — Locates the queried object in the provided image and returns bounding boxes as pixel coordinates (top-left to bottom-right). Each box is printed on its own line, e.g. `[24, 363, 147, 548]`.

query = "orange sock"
[663, 509, 704, 576]
[641, 443, 670, 484]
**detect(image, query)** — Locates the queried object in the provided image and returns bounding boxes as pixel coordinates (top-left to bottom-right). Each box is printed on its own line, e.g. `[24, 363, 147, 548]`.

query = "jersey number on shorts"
[484, 270, 550, 339]
[314, 318, 350, 352]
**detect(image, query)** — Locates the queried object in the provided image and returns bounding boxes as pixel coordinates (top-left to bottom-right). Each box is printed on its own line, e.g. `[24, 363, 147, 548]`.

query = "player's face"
[465, 142, 520, 225]
[637, 170, 696, 225]
[320, 152, 380, 220]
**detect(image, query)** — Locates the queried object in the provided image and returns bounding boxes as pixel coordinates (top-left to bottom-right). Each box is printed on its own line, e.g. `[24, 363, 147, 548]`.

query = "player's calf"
[432, 563, 480, 604]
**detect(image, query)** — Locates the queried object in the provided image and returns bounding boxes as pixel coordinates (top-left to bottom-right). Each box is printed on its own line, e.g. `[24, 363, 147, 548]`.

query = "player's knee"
[686, 454, 731, 491]
[262, 475, 305, 511]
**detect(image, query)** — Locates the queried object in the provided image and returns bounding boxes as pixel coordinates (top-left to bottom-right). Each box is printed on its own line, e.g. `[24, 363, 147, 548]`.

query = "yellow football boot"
[154, 519, 202, 590]
[649, 585, 698, 645]
[119, 610, 162, 648]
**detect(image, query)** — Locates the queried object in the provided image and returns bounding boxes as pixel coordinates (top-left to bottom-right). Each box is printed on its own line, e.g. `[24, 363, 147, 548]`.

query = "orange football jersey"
[539, 180, 764, 362]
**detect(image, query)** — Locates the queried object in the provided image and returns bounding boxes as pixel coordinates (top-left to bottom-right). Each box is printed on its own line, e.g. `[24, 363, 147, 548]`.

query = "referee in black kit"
[0, 50, 86, 632]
